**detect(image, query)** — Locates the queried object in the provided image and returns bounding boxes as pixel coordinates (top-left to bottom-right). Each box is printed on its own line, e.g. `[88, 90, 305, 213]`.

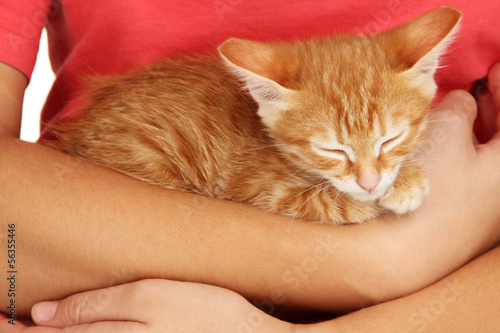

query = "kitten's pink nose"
[357, 174, 381, 193]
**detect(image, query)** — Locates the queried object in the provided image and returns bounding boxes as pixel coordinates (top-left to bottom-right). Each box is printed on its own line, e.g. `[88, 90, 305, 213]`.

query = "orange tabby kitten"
[44, 7, 461, 224]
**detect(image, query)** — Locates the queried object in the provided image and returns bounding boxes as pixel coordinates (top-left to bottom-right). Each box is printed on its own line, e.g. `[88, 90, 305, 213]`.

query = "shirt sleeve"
[0, 0, 51, 79]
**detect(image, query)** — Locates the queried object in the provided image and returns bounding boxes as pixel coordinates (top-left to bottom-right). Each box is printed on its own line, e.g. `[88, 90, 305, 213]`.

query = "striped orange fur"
[43, 7, 461, 224]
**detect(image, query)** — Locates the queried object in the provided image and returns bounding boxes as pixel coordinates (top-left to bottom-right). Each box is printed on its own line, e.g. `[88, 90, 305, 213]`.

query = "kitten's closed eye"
[313, 130, 407, 162]
[319, 148, 348, 159]
[44, 6, 461, 224]
[382, 133, 401, 147]
[313, 143, 354, 161]
[377, 131, 407, 155]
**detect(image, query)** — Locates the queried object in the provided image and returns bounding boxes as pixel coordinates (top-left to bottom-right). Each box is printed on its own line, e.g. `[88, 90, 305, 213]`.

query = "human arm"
[2, 61, 500, 319]
[304, 63, 500, 332]
[1, 278, 294, 332]
[298, 245, 500, 332]
[3, 65, 500, 333]
[2, 248, 498, 332]
[0, 62, 27, 136]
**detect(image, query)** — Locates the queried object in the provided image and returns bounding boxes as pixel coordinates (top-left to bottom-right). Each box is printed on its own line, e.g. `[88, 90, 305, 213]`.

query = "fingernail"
[32, 301, 58, 322]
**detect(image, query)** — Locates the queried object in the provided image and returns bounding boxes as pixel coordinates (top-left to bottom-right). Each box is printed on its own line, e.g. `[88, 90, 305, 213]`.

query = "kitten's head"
[219, 7, 461, 202]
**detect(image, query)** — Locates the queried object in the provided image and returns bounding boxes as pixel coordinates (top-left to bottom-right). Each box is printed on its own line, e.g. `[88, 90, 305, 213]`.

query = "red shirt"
[0, 0, 499, 139]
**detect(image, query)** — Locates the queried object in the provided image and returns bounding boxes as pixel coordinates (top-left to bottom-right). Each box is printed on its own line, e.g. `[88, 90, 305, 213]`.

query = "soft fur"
[43, 7, 461, 224]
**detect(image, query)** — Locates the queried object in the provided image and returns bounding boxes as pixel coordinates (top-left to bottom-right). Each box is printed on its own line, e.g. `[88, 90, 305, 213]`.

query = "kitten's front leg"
[268, 183, 380, 224]
[378, 158, 429, 214]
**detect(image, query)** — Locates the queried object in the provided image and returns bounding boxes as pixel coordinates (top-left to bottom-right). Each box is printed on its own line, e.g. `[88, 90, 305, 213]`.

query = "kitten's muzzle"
[356, 174, 381, 193]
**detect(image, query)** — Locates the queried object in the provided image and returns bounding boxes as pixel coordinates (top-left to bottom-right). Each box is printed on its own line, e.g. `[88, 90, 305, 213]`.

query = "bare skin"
[0, 63, 496, 333]
[1, 246, 499, 332]
[1, 61, 500, 329]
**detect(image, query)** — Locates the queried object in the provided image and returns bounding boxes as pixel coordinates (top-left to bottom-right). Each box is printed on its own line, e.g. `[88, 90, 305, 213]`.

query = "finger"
[482, 125, 500, 153]
[431, 89, 478, 128]
[476, 80, 497, 139]
[44, 321, 144, 333]
[487, 63, 500, 132]
[423, 90, 477, 157]
[1, 312, 145, 333]
[0, 313, 58, 332]
[488, 63, 500, 101]
[31, 281, 154, 327]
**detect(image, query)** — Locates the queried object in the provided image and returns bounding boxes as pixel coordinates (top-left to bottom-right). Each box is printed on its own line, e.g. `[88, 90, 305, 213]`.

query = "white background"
[21, 30, 55, 142]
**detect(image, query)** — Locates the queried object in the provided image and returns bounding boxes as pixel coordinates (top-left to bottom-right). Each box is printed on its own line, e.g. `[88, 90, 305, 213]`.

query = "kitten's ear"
[379, 6, 462, 97]
[219, 38, 294, 128]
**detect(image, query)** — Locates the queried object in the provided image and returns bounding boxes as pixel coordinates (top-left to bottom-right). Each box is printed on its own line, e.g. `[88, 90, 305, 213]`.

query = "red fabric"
[0, 1, 499, 139]
[0, 0, 50, 78]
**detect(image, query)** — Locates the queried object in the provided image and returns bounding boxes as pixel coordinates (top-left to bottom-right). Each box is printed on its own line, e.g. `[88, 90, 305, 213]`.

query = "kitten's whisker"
[399, 155, 457, 168]
[236, 143, 287, 154]
[419, 158, 457, 165]
[332, 186, 345, 204]
[282, 180, 331, 205]
[287, 183, 345, 233]
[287, 184, 327, 234]
[425, 114, 469, 124]
[283, 168, 306, 182]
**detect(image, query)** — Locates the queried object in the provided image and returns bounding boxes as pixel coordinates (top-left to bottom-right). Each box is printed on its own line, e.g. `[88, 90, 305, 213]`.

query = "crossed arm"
[1, 61, 500, 329]
[4, 244, 497, 332]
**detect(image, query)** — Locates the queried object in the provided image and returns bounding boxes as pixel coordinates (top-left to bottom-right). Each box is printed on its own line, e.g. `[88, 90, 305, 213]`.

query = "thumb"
[31, 283, 141, 327]
[421, 90, 477, 158]
[31, 301, 59, 324]
[487, 63, 500, 144]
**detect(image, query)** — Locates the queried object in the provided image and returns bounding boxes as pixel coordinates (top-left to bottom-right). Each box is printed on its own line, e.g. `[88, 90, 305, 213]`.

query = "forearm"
[0, 62, 27, 137]
[1, 135, 498, 318]
[299, 245, 500, 332]
[0, 135, 303, 316]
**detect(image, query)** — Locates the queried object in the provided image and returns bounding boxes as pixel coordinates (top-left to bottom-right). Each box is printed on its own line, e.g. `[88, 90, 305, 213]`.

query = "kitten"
[43, 7, 461, 224]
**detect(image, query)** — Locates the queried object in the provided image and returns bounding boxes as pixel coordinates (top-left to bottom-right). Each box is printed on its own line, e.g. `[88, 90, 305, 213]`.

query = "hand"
[405, 64, 500, 252]
[2, 68, 500, 333]
[475, 64, 500, 142]
[0, 279, 292, 333]
[295, 64, 500, 333]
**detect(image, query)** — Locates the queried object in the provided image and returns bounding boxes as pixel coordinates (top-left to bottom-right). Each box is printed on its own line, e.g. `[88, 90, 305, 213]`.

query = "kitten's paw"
[379, 179, 429, 214]
[341, 200, 381, 224]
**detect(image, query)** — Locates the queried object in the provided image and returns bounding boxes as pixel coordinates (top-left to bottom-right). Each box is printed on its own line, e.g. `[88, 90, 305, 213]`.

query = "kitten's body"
[45, 7, 461, 224]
